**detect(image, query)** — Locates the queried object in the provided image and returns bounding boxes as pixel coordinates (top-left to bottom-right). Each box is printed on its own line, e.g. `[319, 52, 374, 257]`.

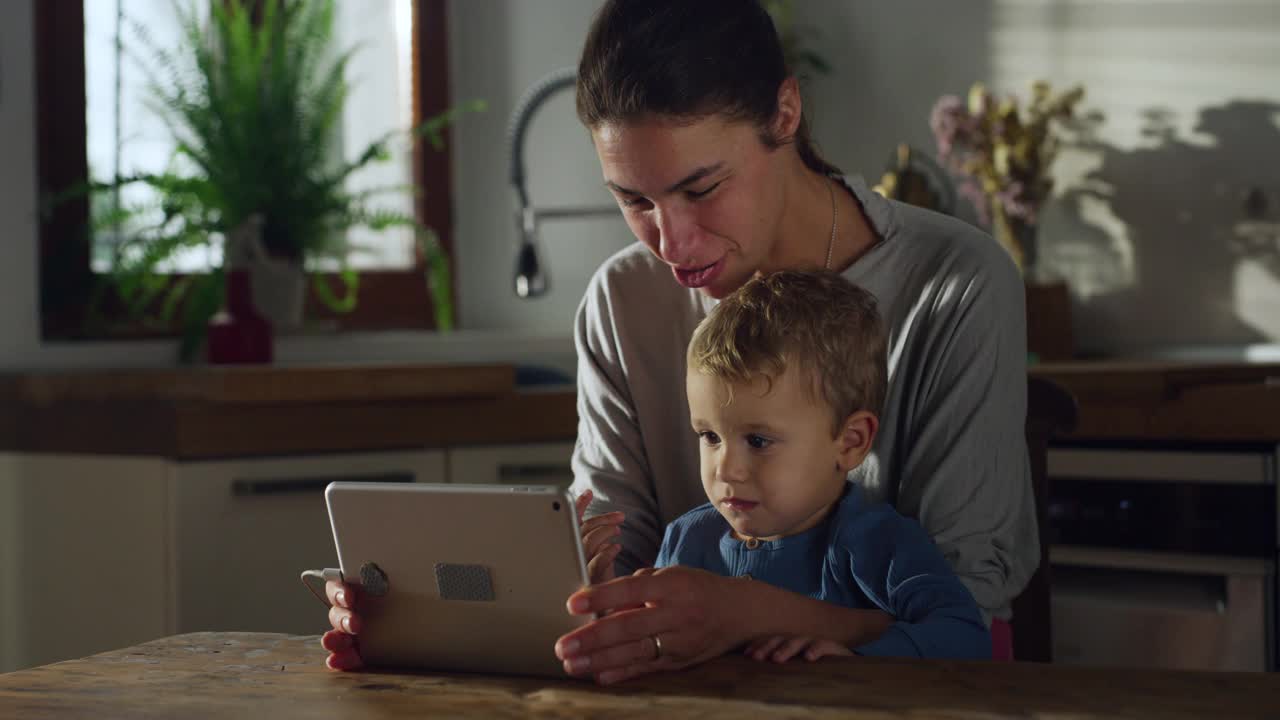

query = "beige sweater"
[569, 177, 1034, 622]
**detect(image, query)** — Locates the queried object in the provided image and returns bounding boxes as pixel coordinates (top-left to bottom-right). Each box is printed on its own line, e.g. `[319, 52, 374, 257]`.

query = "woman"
[324, 0, 1033, 683]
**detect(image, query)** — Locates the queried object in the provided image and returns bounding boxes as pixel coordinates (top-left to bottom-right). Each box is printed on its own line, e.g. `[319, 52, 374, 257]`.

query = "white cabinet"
[1, 444, 573, 671]
[0, 453, 171, 673]
[0, 449, 446, 673]
[448, 442, 575, 488]
[170, 450, 446, 637]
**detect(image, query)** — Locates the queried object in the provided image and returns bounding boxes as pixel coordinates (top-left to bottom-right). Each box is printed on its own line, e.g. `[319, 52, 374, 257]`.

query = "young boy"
[579, 270, 990, 662]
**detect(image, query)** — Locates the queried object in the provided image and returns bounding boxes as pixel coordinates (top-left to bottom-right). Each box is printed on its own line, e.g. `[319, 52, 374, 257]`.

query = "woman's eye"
[620, 195, 651, 209]
[746, 434, 772, 450]
[686, 181, 722, 201]
[699, 431, 721, 445]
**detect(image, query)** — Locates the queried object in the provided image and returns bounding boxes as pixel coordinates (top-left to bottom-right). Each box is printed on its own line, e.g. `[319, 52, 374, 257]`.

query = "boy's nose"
[716, 453, 748, 484]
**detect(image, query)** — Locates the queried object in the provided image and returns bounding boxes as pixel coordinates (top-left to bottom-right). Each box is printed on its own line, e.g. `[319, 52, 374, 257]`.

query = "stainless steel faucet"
[507, 67, 618, 298]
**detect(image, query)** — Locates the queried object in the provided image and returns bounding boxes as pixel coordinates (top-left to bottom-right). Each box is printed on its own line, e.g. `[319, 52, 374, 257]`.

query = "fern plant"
[85, 0, 473, 359]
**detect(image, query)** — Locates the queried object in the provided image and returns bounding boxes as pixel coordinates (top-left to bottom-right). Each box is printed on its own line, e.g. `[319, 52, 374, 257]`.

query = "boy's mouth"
[721, 497, 758, 512]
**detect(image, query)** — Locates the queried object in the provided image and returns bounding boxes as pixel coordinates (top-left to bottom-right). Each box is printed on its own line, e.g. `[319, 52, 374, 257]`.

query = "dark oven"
[1047, 444, 1277, 672]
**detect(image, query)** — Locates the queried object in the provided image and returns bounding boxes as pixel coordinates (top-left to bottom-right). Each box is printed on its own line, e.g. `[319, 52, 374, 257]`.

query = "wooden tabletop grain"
[1, 633, 1277, 719]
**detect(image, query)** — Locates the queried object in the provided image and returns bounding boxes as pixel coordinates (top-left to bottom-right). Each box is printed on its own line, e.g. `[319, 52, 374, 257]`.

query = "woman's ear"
[771, 76, 804, 142]
[835, 410, 878, 472]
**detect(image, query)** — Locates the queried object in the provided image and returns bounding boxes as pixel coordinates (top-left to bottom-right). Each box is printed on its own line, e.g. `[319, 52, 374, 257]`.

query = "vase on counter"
[996, 209, 1074, 363]
[207, 268, 273, 365]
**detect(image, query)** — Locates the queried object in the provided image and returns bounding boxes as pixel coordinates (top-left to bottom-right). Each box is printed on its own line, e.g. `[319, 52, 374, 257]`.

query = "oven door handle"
[1052, 546, 1273, 577]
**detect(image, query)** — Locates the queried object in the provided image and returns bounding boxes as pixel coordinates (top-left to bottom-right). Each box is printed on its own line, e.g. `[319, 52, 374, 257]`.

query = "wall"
[796, 0, 1280, 357]
[448, 0, 634, 332]
[2, 0, 1277, 369]
[984, 0, 1280, 356]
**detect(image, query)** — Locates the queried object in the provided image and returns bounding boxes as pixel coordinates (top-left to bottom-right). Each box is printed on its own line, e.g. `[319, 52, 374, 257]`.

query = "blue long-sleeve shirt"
[654, 483, 991, 659]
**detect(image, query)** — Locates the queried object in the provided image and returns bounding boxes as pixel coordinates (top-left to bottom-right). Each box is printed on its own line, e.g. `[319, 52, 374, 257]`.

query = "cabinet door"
[0, 453, 170, 673]
[448, 442, 575, 488]
[171, 450, 445, 636]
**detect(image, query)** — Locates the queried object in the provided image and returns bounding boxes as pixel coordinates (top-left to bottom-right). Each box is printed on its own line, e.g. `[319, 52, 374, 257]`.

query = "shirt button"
[744, 537, 760, 550]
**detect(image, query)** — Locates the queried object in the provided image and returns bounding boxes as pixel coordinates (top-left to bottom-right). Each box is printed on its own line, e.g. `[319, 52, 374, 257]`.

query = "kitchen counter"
[0, 364, 577, 459]
[2, 360, 1277, 460]
[1031, 361, 1280, 443]
[1, 632, 1277, 719]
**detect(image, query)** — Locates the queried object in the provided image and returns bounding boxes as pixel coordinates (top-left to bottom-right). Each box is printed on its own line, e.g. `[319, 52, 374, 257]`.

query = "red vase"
[207, 269, 273, 364]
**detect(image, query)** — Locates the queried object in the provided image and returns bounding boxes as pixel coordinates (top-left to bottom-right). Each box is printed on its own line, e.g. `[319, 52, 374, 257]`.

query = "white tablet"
[324, 482, 592, 677]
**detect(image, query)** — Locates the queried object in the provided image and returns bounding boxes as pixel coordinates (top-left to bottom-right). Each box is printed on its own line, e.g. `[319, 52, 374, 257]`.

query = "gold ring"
[651, 634, 664, 660]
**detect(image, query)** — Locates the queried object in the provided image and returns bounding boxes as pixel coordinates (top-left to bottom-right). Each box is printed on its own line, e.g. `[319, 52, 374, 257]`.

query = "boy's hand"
[744, 635, 853, 663]
[575, 489, 625, 585]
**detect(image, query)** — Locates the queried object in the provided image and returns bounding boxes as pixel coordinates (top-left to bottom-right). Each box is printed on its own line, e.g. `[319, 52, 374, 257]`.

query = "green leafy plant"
[80, 0, 475, 358]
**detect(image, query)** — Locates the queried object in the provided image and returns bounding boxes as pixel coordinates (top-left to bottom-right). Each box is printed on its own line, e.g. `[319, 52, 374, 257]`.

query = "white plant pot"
[248, 256, 306, 333]
[226, 216, 307, 333]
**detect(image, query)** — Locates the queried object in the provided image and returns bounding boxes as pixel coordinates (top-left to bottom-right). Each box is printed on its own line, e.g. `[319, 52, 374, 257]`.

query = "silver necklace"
[823, 178, 837, 270]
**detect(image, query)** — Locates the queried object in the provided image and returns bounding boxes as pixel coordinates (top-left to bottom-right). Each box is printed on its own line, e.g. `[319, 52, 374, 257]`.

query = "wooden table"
[1, 633, 1277, 719]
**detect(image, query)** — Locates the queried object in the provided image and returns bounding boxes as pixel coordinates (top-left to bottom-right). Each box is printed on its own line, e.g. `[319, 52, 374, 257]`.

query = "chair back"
[1011, 376, 1078, 662]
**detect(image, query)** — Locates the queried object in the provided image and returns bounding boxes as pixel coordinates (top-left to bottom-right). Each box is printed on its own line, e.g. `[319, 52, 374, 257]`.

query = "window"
[37, 0, 454, 338]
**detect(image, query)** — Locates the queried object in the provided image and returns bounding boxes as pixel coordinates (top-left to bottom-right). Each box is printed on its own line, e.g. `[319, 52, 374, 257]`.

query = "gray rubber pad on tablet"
[434, 563, 495, 602]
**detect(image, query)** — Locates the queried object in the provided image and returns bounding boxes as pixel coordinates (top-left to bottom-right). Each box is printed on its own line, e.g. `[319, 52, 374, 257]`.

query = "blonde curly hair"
[687, 270, 887, 433]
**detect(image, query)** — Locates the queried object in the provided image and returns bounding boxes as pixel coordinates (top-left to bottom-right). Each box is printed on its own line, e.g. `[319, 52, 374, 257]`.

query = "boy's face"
[686, 364, 851, 541]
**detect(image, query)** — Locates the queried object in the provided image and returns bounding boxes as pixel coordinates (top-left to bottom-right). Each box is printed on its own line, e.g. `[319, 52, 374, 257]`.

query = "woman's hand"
[744, 635, 853, 663]
[320, 579, 364, 671]
[555, 565, 749, 685]
[575, 489, 625, 585]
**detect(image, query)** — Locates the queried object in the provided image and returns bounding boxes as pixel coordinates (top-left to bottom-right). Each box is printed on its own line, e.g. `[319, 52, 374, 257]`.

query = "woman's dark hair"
[576, 0, 840, 177]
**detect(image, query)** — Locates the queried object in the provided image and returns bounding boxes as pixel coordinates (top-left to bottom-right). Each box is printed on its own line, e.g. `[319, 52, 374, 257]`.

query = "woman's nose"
[655, 206, 701, 266]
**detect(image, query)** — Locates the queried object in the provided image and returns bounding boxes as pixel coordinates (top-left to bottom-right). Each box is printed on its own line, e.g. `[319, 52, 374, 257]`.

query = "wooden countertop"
[0, 364, 578, 460]
[1, 360, 1276, 460]
[1032, 360, 1280, 443]
[1, 632, 1276, 719]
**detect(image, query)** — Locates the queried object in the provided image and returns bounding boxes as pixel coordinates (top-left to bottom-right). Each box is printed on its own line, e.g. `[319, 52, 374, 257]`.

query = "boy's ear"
[835, 410, 878, 472]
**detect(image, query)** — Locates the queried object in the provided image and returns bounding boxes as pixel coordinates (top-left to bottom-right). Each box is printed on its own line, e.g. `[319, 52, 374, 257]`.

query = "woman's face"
[592, 115, 789, 299]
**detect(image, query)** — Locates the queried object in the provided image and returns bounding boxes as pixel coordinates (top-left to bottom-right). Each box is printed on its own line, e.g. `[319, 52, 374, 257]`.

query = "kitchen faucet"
[507, 67, 618, 298]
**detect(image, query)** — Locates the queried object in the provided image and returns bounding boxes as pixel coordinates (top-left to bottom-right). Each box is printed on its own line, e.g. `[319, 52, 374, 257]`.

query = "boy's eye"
[698, 431, 721, 445]
[746, 434, 772, 450]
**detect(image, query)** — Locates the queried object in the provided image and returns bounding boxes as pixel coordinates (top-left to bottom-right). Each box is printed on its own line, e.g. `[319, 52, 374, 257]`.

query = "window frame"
[34, 0, 456, 340]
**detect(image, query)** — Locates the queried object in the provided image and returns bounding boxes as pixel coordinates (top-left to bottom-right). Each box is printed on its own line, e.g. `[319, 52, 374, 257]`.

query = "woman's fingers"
[574, 489, 594, 522]
[561, 632, 662, 678]
[322, 580, 363, 670]
[328, 603, 361, 635]
[321, 629, 355, 652]
[581, 522, 622, 559]
[565, 569, 662, 616]
[556, 604, 670, 661]
[586, 543, 622, 584]
[579, 511, 625, 534]
[325, 646, 364, 671]
[557, 567, 738, 680]
[322, 630, 364, 671]
[325, 579, 357, 610]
